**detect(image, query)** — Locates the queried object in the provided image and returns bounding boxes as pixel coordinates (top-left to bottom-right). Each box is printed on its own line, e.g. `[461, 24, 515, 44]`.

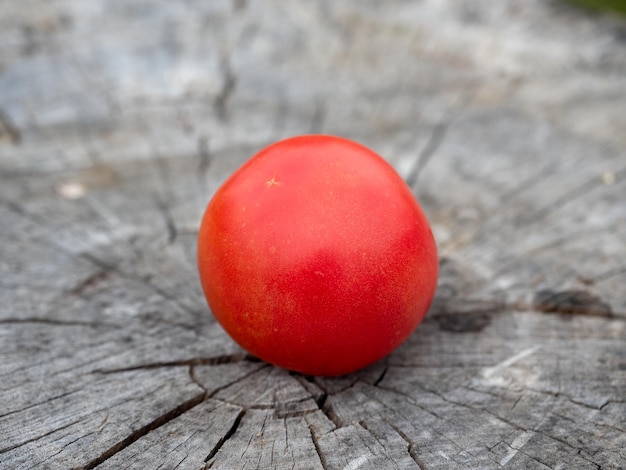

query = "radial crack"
[406, 120, 450, 188]
[153, 195, 177, 244]
[80, 252, 201, 321]
[215, 53, 236, 122]
[405, 92, 474, 188]
[308, 425, 330, 470]
[314, 393, 343, 429]
[385, 421, 417, 458]
[93, 353, 256, 374]
[204, 409, 246, 464]
[78, 391, 207, 470]
[521, 166, 626, 225]
[68, 270, 110, 296]
[0, 418, 82, 454]
[373, 366, 388, 387]
[197, 136, 211, 180]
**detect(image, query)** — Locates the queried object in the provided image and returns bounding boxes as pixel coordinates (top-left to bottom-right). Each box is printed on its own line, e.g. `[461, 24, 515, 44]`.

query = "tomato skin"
[198, 135, 438, 376]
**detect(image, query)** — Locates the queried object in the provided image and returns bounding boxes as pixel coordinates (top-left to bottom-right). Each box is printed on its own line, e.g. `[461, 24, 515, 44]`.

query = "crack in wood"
[375, 383, 537, 467]
[519, 386, 611, 412]
[367, 386, 480, 464]
[519, 166, 626, 225]
[203, 408, 246, 466]
[499, 161, 560, 205]
[2, 200, 202, 328]
[485, 224, 623, 281]
[0, 417, 83, 455]
[150, 150, 180, 246]
[77, 391, 207, 470]
[534, 289, 613, 318]
[40, 431, 87, 466]
[93, 353, 257, 374]
[576, 449, 602, 470]
[197, 136, 211, 178]
[383, 420, 428, 470]
[405, 120, 450, 189]
[67, 364, 280, 470]
[413, 381, 532, 434]
[411, 381, 610, 468]
[79, 252, 202, 322]
[0, 387, 84, 421]
[373, 366, 388, 387]
[506, 446, 554, 469]
[593, 265, 626, 284]
[67, 270, 110, 296]
[153, 194, 178, 244]
[214, 52, 236, 123]
[1, 2, 624, 468]
[314, 392, 344, 430]
[374, 383, 444, 422]
[308, 425, 330, 470]
[195, 135, 212, 210]
[353, 422, 384, 463]
[289, 373, 326, 405]
[405, 92, 474, 189]
[430, 291, 620, 332]
[289, 374, 352, 428]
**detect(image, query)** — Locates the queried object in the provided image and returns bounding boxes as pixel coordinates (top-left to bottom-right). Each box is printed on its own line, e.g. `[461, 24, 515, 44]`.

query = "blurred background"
[1, 0, 625, 316]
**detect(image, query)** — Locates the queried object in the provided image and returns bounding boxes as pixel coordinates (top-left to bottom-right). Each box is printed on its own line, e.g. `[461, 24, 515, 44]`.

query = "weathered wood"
[1, 0, 625, 469]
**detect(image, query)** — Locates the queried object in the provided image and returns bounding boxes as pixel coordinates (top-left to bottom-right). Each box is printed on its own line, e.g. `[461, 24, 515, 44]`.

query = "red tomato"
[197, 135, 438, 376]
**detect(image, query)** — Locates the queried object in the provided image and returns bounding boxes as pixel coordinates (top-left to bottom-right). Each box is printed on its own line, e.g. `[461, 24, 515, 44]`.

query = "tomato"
[197, 135, 438, 376]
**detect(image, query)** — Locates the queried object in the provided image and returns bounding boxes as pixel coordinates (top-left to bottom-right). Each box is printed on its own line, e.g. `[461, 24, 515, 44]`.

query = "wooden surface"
[1, 1, 625, 469]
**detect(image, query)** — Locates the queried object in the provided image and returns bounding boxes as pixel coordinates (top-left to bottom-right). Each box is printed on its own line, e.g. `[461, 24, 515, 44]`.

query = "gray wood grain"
[1, 0, 625, 468]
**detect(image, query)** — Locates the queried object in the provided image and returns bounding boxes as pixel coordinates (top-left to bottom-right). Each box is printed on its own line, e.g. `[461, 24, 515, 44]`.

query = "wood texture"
[1, 1, 625, 468]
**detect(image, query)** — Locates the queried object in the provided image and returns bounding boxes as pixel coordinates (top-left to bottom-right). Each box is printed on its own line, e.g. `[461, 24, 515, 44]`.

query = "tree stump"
[1, 1, 625, 468]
